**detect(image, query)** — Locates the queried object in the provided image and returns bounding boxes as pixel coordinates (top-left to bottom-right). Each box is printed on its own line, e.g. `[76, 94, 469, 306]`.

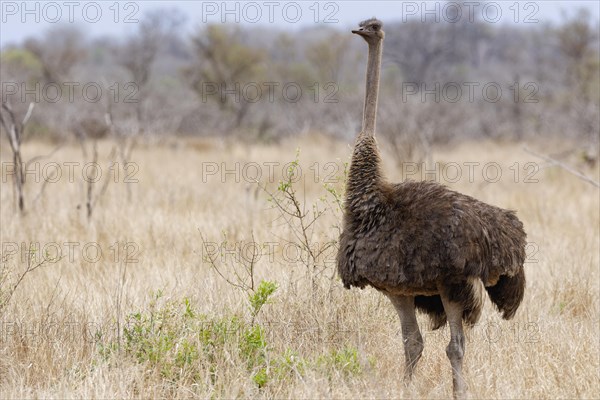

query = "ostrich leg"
[440, 291, 466, 399]
[388, 295, 423, 381]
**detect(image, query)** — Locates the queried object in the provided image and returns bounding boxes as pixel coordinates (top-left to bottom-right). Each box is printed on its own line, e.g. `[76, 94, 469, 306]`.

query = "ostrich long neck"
[362, 40, 382, 135]
[346, 39, 384, 214]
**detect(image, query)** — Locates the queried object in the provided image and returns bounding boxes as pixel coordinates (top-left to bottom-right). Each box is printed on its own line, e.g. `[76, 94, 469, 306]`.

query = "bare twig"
[95, 145, 118, 204]
[26, 143, 63, 168]
[86, 141, 98, 219]
[21, 102, 34, 126]
[199, 231, 252, 292]
[1, 246, 60, 313]
[524, 147, 599, 188]
[32, 169, 58, 206]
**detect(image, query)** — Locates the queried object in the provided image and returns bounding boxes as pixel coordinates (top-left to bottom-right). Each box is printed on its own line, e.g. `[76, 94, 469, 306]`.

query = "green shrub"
[98, 286, 280, 386]
[248, 280, 278, 318]
[96, 283, 364, 389]
[318, 346, 361, 376]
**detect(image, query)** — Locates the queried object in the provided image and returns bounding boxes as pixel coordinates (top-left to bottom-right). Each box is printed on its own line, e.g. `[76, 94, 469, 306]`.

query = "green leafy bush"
[249, 280, 278, 318]
[318, 346, 362, 376]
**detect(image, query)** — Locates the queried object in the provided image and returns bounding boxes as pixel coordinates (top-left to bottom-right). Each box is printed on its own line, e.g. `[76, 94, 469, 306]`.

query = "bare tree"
[306, 31, 353, 83]
[557, 9, 600, 140]
[0, 102, 34, 214]
[115, 9, 185, 135]
[187, 25, 266, 131]
[72, 110, 120, 221]
[24, 27, 86, 84]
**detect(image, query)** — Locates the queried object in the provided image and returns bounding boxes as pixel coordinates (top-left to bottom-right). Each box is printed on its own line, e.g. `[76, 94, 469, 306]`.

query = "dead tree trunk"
[0, 102, 34, 215]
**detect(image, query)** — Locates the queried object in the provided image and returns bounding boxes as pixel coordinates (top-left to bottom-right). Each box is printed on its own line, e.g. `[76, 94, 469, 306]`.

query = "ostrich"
[337, 18, 527, 398]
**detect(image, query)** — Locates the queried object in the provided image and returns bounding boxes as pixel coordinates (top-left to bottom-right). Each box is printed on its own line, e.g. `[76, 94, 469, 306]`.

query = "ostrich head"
[352, 18, 384, 43]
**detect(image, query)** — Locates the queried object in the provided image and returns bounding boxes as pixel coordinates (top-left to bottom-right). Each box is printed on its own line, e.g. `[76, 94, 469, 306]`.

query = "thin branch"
[32, 169, 58, 206]
[26, 143, 63, 169]
[0, 103, 19, 153]
[199, 231, 249, 291]
[524, 147, 599, 188]
[4, 250, 59, 308]
[86, 141, 99, 219]
[21, 102, 35, 126]
[94, 145, 119, 205]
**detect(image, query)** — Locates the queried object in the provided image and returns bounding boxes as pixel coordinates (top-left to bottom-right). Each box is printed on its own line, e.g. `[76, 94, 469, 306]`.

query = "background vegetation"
[1, 6, 598, 149]
[1, 1, 598, 398]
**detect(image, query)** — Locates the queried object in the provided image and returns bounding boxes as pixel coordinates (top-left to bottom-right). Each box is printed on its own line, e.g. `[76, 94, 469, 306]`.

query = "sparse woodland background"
[1, 7, 599, 147]
[0, 2, 599, 398]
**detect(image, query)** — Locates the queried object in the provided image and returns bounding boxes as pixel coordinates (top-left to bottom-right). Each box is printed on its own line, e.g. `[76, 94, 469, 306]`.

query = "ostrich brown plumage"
[337, 18, 527, 399]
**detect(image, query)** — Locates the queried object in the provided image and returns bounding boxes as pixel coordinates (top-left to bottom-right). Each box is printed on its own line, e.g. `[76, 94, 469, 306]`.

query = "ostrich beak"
[352, 28, 365, 36]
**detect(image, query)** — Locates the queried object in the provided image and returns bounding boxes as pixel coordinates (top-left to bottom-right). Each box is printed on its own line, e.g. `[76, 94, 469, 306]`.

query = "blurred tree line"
[1, 5, 598, 156]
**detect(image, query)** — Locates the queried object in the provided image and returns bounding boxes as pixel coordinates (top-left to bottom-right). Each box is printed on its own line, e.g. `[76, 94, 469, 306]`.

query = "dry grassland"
[0, 135, 598, 398]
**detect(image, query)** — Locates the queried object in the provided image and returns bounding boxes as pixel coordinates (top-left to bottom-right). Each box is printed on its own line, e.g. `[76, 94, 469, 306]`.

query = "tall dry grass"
[0, 135, 598, 398]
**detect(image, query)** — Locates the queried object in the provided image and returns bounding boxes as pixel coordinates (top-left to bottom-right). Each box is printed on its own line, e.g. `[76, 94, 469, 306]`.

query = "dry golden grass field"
[1, 135, 598, 398]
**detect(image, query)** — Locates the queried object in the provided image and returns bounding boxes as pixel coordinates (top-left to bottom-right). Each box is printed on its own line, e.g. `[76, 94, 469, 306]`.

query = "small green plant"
[119, 294, 205, 380]
[318, 346, 362, 376]
[99, 287, 283, 387]
[95, 329, 119, 362]
[248, 280, 278, 319]
[252, 367, 269, 387]
[95, 286, 369, 390]
[241, 324, 267, 370]
[243, 280, 278, 387]
[175, 338, 200, 367]
[257, 149, 346, 290]
[272, 348, 306, 380]
[322, 161, 348, 214]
